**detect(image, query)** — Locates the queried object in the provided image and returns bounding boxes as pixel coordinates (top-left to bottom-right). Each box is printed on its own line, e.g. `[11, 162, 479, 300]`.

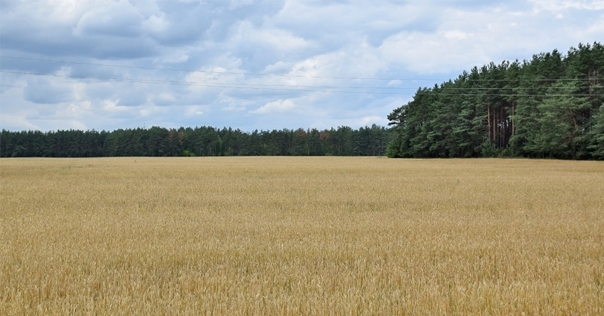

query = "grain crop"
[1, 157, 603, 315]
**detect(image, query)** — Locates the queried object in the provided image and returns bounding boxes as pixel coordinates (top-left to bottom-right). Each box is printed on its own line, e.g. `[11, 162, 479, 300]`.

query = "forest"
[0, 125, 392, 157]
[3, 43, 603, 160]
[387, 42, 604, 160]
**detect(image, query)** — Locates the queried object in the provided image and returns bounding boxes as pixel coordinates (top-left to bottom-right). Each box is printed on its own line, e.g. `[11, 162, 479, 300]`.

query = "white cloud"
[1, 0, 602, 131]
[387, 80, 402, 87]
[251, 99, 295, 114]
[219, 96, 252, 112]
[67, 119, 88, 130]
[143, 14, 169, 33]
[380, 30, 492, 74]
[230, 0, 254, 7]
[377, 5, 598, 74]
[184, 105, 206, 116]
[73, 0, 144, 38]
[0, 113, 40, 131]
[360, 115, 385, 126]
[155, 52, 189, 64]
[153, 93, 177, 106]
[103, 100, 126, 112]
[443, 30, 472, 40]
[530, 0, 604, 11]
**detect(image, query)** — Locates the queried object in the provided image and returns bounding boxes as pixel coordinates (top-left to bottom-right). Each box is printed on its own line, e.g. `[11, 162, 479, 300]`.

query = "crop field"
[1, 157, 603, 315]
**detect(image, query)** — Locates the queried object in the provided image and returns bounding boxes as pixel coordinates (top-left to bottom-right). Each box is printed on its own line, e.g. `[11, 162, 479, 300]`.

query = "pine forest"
[2, 43, 603, 160]
[387, 42, 604, 160]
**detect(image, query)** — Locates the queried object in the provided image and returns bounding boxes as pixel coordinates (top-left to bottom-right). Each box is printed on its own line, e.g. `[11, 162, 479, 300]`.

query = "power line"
[0, 70, 409, 95]
[0, 68, 425, 91]
[0, 70, 597, 98]
[0, 55, 415, 82]
[0, 70, 592, 97]
[1, 55, 598, 83]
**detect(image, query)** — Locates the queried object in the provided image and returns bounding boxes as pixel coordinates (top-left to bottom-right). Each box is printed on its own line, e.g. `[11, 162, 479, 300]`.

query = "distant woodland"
[387, 42, 604, 160]
[0, 125, 392, 157]
[2, 43, 603, 159]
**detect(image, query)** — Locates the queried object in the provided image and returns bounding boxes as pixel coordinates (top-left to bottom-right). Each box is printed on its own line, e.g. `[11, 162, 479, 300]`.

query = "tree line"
[387, 42, 604, 160]
[0, 125, 393, 157]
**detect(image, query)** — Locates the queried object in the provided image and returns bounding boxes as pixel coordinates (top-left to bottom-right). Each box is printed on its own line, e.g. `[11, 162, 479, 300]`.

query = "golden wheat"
[1, 157, 603, 315]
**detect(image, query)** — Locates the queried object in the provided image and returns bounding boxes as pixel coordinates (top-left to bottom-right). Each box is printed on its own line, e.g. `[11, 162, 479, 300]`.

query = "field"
[1, 157, 603, 315]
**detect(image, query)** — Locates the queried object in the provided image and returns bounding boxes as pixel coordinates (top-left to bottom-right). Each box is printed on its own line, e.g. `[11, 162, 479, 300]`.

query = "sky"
[1, 0, 603, 132]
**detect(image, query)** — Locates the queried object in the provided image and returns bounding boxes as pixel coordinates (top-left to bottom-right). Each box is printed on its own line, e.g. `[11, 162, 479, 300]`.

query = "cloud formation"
[1, 0, 603, 131]
[251, 99, 296, 114]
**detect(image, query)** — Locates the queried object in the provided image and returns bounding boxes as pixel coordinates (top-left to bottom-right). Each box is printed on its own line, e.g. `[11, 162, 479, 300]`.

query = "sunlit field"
[1, 157, 603, 315]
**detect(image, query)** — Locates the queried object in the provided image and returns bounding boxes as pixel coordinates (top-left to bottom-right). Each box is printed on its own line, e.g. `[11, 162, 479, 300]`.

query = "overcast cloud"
[1, 0, 603, 131]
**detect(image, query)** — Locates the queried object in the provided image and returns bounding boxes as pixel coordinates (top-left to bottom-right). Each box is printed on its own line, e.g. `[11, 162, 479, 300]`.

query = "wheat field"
[1, 157, 603, 315]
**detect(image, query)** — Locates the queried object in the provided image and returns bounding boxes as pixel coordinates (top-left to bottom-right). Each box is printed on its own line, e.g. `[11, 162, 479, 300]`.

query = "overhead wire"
[0, 70, 411, 95]
[0, 55, 418, 82]
[0, 70, 592, 97]
[0, 70, 599, 98]
[0, 55, 597, 83]
[1, 55, 601, 97]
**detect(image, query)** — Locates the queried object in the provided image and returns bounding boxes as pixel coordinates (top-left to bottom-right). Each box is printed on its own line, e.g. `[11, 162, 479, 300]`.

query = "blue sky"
[1, 0, 603, 132]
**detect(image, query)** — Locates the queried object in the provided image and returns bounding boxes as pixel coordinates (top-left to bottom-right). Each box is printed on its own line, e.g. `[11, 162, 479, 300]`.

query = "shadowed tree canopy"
[0, 125, 394, 157]
[387, 42, 604, 160]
